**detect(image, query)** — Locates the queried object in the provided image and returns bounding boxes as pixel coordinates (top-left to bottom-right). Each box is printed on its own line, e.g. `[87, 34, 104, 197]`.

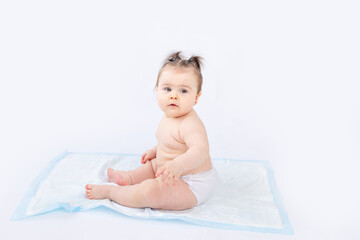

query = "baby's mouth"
[169, 104, 178, 107]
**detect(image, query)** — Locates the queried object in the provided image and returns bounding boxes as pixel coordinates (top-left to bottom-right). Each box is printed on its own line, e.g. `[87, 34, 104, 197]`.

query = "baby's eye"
[180, 89, 188, 94]
[164, 87, 171, 92]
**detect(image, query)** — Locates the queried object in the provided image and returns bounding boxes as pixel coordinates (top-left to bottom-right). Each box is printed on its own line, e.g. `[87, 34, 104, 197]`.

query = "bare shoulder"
[179, 110, 208, 146]
[180, 110, 206, 131]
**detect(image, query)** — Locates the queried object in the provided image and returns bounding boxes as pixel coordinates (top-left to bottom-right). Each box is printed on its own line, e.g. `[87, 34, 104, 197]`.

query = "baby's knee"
[139, 180, 163, 208]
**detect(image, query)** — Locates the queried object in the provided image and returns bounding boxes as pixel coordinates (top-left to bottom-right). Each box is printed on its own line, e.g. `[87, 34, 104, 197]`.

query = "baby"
[85, 51, 218, 210]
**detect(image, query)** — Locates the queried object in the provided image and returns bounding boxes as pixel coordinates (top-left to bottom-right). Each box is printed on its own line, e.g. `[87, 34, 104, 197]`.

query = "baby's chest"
[156, 122, 186, 150]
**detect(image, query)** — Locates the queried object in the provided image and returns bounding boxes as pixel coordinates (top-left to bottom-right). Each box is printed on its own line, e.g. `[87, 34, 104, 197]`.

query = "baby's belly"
[155, 149, 212, 176]
[156, 149, 182, 166]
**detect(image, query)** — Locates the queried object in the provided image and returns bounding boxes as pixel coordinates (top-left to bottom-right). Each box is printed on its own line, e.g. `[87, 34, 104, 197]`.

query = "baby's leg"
[108, 159, 156, 186]
[85, 177, 197, 210]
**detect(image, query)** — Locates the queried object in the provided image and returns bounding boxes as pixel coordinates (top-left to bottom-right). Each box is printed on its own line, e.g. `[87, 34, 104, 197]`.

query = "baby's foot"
[107, 168, 132, 186]
[85, 184, 112, 200]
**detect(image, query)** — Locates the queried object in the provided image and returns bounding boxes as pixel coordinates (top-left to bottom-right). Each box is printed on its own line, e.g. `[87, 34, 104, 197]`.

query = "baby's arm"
[172, 119, 210, 172]
[141, 145, 157, 164]
[156, 119, 209, 181]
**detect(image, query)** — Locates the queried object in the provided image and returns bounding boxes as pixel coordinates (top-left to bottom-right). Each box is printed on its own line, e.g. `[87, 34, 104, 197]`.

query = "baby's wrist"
[151, 147, 157, 155]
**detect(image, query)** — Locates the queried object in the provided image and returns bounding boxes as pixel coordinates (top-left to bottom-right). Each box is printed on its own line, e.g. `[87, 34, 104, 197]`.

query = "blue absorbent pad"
[12, 152, 293, 234]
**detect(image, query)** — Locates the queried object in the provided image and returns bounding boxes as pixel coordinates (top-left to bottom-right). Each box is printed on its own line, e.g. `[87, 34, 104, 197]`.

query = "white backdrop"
[1, 1, 359, 239]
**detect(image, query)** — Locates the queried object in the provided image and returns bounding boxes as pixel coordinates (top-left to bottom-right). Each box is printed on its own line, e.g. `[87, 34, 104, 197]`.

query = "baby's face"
[156, 67, 201, 118]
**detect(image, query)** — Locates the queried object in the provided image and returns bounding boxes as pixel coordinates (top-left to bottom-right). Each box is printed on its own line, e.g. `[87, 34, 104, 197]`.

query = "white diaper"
[180, 168, 218, 206]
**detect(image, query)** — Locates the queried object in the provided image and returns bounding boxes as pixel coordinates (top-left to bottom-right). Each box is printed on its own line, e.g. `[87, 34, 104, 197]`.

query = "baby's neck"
[165, 109, 195, 119]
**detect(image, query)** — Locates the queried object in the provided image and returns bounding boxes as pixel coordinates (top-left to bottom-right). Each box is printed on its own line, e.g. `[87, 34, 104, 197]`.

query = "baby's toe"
[86, 191, 93, 199]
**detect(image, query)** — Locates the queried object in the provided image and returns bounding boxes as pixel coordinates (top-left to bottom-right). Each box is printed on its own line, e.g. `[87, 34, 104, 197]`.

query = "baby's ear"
[195, 92, 201, 104]
[196, 91, 201, 99]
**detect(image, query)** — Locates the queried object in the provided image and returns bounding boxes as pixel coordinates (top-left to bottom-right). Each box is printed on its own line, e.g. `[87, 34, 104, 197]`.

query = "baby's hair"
[156, 51, 204, 93]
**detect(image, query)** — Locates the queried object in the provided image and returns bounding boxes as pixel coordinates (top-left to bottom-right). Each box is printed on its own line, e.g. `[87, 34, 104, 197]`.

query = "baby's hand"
[156, 162, 183, 186]
[141, 149, 156, 164]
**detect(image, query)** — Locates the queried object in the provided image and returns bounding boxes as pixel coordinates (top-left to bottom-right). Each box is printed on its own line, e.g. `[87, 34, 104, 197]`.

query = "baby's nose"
[169, 93, 178, 100]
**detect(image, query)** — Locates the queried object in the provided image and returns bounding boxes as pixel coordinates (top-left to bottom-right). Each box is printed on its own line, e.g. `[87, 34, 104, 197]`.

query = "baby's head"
[156, 51, 204, 94]
[155, 51, 204, 118]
